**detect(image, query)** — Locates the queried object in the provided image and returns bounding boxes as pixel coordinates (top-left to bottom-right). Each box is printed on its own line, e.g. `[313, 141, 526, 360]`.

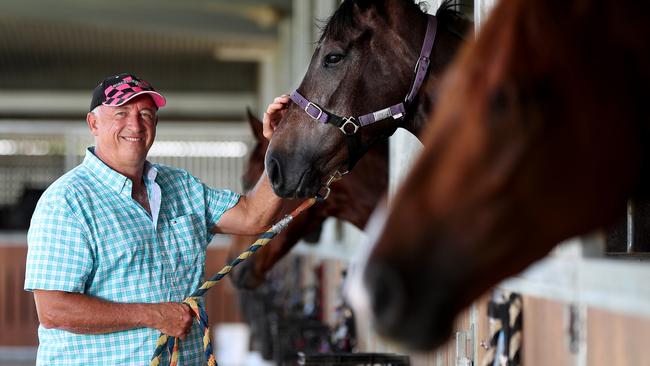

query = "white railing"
[0, 120, 253, 206]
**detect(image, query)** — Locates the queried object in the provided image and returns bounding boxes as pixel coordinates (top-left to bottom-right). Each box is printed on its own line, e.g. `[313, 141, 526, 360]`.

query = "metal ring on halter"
[316, 186, 332, 201]
[316, 170, 349, 201]
[339, 117, 359, 135]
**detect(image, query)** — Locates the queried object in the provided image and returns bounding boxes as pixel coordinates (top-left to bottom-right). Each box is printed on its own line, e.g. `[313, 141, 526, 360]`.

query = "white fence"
[0, 120, 253, 206]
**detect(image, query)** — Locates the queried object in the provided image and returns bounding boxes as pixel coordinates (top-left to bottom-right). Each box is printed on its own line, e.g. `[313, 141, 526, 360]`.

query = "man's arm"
[212, 172, 285, 235]
[213, 95, 293, 236]
[33, 289, 194, 339]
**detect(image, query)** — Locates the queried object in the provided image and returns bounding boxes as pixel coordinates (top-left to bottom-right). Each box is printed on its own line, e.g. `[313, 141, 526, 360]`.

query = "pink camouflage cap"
[90, 73, 166, 111]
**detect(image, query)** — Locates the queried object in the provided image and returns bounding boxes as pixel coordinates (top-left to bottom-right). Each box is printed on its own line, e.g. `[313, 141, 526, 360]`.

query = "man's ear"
[86, 112, 99, 136]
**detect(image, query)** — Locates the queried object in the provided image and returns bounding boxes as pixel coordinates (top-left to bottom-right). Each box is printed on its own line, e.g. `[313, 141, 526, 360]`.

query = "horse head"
[360, 0, 650, 351]
[230, 111, 390, 290]
[267, 0, 469, 198]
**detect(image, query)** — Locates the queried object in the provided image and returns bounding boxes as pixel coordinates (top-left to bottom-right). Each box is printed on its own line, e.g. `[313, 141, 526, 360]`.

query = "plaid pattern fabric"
[25, 147, 240, 365]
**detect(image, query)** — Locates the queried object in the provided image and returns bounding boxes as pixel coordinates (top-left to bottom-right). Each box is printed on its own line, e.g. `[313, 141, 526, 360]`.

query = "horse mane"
[318, 0, 471, 44]
[436, 1, 472, 40]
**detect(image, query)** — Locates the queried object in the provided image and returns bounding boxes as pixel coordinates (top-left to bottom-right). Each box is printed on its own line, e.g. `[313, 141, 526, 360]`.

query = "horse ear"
[246, 108, 264, 142]
[352, 0, 376, 11]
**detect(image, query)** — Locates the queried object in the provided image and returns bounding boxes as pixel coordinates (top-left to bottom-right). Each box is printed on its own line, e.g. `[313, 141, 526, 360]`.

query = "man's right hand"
[149, 302, 194, 340]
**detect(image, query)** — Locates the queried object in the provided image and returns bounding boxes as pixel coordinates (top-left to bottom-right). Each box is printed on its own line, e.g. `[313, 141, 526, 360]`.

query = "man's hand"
[148, 302, 194, 340]
[263, 94, 290, 140]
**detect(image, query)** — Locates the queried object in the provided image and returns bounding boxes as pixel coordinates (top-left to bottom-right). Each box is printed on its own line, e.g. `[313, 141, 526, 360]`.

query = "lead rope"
[150, 172, 346, 366]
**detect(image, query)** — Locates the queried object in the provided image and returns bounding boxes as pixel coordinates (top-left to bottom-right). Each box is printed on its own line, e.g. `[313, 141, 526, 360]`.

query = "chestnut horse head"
[228, 111, 389, 289]
[241, 109, 267, 192]
[266, 0, 470, 198]
[360, 0, 650, 351]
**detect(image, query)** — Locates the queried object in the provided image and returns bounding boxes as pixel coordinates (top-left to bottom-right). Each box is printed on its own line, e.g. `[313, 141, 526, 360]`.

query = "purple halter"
[290, 14, 438, 136]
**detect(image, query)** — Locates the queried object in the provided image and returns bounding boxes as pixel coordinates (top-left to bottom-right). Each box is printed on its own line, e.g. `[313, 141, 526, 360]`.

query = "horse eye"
[323, 53, 344, 66]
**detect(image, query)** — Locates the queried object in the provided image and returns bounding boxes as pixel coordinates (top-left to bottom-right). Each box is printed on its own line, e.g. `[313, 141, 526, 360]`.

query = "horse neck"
[402, 78, 437, 138]
[400, 15, 470, 138]
[327, 142, 389, 229]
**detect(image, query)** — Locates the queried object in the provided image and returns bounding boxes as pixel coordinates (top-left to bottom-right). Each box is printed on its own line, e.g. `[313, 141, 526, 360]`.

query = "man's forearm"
[245, 172, 287, 228]
[213, 171, 296, 235]
[34, 290, 153, 334]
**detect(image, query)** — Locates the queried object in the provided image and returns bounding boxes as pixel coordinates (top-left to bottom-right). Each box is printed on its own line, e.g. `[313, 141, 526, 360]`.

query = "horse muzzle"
[266, 150, 327, 198]
[363, 260, 455, 351]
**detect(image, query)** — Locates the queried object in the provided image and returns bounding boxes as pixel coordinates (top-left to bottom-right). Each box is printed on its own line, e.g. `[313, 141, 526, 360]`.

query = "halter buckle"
[305, 102, 323, 120]
[413, 56, 430, 74]
[339, 117, 360, 135]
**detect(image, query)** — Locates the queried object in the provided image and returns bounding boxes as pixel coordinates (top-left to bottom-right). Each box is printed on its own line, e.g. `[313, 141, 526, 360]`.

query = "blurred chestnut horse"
[266, 0, 470, 198]
[228, 111, 387, 289]
[361, 0, 650, 351]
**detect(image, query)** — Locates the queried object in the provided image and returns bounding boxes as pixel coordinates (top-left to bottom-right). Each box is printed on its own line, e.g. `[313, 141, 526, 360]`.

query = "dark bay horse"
[228, 111, 388, 289]
[229, 0, 471, 288]
[266, 0, 470, 198]
[360, 0, 650, 351]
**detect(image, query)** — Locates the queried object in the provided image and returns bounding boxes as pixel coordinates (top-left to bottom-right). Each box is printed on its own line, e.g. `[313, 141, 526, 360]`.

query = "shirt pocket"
[167, 213, 206, 272]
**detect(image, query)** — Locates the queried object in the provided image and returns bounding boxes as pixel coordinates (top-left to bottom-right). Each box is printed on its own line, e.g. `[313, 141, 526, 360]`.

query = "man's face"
[87, 95, 158, 169]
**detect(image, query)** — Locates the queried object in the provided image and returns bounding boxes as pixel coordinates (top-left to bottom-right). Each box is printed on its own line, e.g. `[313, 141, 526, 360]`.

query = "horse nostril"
[364, 262, 406, 334]
[266, 157, 284, 193]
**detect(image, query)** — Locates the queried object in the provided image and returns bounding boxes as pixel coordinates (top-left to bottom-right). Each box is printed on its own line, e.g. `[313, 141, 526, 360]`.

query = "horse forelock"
[319, 0, 430, 44]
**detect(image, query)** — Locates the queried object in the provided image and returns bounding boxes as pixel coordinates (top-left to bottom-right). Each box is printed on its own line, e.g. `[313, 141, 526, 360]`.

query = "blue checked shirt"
[24, 147, 240, 365]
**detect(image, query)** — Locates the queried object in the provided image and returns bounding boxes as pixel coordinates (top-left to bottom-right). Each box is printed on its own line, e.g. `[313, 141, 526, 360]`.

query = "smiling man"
[24, 73, 287, 365]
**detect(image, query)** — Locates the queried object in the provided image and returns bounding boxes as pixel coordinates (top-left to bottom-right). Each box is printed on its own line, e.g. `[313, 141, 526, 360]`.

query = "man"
[24, 73, 291, 365]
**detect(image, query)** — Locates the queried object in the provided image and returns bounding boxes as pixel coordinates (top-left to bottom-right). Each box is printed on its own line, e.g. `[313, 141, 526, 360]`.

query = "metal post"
[474, 0, 497, 30]
[291, 0, 313, 85]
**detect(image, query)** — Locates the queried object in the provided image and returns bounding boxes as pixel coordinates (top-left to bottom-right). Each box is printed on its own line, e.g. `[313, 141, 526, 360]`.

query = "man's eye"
[323, 53, 344, 66]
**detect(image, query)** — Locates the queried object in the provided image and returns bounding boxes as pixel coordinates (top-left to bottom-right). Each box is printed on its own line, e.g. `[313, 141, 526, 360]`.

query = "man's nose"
[125, 114, 145, 130]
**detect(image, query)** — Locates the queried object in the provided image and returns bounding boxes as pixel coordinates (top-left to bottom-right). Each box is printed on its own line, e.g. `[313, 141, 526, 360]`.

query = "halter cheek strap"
[290, 14, 438, 169]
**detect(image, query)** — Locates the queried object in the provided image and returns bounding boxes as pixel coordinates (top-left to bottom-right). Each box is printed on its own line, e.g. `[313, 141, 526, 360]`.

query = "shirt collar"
[143, 160, 158, 183]
[83, 147, 157, 195]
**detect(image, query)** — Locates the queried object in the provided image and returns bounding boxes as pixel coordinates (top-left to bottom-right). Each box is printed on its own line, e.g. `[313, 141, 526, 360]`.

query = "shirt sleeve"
[24, 200, 94, 293]
[204, 185, 240, 228]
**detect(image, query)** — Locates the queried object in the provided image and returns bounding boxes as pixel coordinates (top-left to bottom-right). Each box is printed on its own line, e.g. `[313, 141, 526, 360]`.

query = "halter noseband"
[289, 14, 438, 171]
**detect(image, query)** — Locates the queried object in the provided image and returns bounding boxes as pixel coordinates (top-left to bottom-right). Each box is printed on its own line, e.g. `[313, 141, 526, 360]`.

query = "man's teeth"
[123, 137, 143, 142]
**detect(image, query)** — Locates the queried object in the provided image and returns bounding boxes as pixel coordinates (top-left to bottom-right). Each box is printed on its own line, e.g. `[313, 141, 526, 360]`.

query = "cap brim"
[102, 90, 166, 109]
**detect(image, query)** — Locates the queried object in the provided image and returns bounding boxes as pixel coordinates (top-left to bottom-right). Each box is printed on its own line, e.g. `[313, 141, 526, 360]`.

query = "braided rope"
[150, 198, 317, 366]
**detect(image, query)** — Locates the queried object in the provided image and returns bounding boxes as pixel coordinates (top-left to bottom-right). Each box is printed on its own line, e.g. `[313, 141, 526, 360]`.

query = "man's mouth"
[121, 136, 144, 142]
